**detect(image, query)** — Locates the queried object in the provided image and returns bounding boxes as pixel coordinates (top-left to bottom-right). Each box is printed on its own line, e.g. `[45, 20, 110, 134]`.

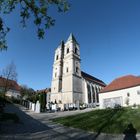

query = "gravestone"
[32, 103, 35, 111]
[29, 102, 32, 110]
[35, 101, 40, 113]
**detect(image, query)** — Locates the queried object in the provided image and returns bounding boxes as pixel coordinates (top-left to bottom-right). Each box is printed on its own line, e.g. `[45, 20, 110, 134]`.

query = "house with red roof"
[0, 77, 21, 99]
[99, 75, 140, 108]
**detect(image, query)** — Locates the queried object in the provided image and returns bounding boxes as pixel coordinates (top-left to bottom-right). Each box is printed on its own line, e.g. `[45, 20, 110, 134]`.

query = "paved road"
[0, 104, 139, 140]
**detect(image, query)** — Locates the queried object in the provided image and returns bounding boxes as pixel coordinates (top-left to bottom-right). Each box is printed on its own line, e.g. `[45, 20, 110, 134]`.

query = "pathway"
[0, 104, 138, 140]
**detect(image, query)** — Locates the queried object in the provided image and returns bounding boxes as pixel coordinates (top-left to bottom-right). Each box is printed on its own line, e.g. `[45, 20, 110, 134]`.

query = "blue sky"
[0, 0, 140, 90]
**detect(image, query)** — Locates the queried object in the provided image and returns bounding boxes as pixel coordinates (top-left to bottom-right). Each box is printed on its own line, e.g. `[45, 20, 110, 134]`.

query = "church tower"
[62, 33, 83, 104]
[51, 41, 64, 95]
[50, 33, 106, 109]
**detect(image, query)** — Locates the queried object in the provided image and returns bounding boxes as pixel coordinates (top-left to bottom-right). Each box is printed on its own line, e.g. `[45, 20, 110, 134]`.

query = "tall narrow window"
[55, 72, 57, 77]
[87, 84, 91, 103]
[66, 67, 69, 73]
[75, 47, 78, 54]
[56, 55, 58, 60]
[76, 67, 78, 73]
[67, 48, 69, 54]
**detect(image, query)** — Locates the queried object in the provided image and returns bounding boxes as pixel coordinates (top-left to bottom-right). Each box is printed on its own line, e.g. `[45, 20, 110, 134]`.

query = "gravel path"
[0, 104, 139, 140]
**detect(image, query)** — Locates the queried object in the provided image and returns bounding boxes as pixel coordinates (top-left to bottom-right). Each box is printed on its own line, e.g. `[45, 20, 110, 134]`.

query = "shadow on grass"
[123, 123, 137, 140]
[94, 108, 125, 139]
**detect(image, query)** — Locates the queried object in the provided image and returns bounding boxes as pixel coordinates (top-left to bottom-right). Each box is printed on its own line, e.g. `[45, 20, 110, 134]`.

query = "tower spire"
[67, 33, 79, 44]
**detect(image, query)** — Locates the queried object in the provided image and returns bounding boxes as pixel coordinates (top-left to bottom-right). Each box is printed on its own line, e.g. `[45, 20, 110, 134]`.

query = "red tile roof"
[100, 75, 140, 93]
[0, 77, 20, 91]
[81, 71, 106, 87]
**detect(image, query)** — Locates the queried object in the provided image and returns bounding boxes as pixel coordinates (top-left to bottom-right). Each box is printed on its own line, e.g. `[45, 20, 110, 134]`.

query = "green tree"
[0, 0, 70, 51]
[39, 93, 46, 112]
[20, 85, 35, 99]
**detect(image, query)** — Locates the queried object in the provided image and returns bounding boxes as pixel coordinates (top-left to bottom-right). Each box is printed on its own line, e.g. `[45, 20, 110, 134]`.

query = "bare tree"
[1, 62, 18, 94]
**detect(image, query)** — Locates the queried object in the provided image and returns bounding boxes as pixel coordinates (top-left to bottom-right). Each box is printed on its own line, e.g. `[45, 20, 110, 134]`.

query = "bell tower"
[51, 41, 64, 94]
[62, 33, 82, 104]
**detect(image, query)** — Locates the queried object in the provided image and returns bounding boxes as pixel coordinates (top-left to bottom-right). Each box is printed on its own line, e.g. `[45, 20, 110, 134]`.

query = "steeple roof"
[57, 40, 64, 49]
[67, 33, 79, 44]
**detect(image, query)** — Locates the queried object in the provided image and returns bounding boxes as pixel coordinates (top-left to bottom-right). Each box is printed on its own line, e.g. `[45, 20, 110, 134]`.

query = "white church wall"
[51, 79, 60, 93]
[82, 79, 88, 104]
[62, 75, 73, 92]
[50, 93, 61, 103]
[62, 92, 73, 103]
[99, 85, 140, 109]
[73, 76, 82, 93]
[73, 93, 83, 103]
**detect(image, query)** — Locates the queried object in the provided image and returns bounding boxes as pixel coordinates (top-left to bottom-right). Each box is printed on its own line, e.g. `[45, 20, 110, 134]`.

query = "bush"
[10, 97, 20, 104]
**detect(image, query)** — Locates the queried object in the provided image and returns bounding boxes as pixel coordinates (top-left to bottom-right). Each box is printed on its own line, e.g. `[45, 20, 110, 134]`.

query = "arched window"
[67, 48, 69, 54]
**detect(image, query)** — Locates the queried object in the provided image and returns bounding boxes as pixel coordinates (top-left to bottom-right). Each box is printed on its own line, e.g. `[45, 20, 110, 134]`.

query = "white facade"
[51, 34, 106, 110]
[6, 89, 21, 99]
[99, 85, 140, 109]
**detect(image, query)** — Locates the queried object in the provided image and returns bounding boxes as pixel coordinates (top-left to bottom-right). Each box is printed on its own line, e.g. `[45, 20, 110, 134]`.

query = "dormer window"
[56, 55, 59, 60]
[67, 48, 69, 54]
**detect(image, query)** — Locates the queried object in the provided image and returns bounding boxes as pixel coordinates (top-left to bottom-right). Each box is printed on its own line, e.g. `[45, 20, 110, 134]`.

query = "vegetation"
[27, 93, 39, 103]
[39, 93, 46, 112]
[0, 0, 70, 51]
[53, 107, 140, 134]
[20, 85, 35, 99]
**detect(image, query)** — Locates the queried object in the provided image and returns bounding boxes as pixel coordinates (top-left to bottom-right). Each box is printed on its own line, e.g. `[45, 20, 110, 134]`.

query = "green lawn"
[53, 107, 140, 134]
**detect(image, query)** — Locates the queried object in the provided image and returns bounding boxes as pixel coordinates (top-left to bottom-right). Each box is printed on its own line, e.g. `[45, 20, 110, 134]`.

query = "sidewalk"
[0, 104, 138, 140]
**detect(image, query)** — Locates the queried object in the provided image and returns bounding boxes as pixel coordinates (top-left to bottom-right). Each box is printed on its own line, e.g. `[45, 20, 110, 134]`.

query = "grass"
[0, 112, 19, 123]
[53, 107, 140, 134]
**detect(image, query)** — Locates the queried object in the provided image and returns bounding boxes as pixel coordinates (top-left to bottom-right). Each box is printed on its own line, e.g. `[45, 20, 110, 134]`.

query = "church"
[50, 33, 106, 110]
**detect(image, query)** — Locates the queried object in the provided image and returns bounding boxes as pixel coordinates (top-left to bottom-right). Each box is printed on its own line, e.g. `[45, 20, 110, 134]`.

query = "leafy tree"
[0, 0, 70, 51]
[39, 93, 46, 111]
[20, 84, 35, 99]
[27, 93, 39, 103]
